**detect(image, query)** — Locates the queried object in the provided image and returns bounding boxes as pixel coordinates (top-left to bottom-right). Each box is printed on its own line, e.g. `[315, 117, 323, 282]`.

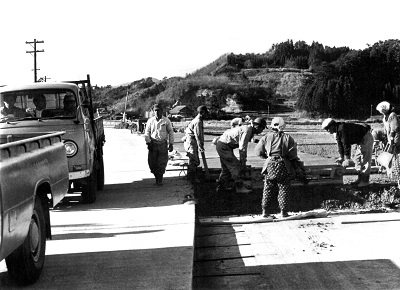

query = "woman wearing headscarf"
[376, 101, 400, 187]
[254, 117, 306, 218]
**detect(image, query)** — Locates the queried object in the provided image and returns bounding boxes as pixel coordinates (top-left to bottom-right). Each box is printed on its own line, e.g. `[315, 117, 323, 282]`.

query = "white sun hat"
[376, 101, 391, 114]
[270, 117, 286, 131]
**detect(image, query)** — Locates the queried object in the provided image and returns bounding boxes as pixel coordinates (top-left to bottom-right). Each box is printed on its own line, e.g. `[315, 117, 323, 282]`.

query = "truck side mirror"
[82, 100, 90, 108]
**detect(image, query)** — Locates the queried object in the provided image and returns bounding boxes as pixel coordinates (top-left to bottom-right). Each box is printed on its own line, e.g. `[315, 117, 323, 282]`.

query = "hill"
[92, 39, 400, 119]
[92, 54, 309, 118]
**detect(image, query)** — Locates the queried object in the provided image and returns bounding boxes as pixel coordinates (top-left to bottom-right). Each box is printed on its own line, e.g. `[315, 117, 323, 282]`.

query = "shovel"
[201, 151, 210, 180]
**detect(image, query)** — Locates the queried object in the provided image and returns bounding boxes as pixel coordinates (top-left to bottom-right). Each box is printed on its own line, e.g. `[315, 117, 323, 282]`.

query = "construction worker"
[183, 105, 208, 183]
[376, 101, 400, 187]
[376, 101, 400, 153]
[212, 117, 243, 145]
[321, 118, 374, 187]
[145, 104, 174, 186]
[255, 117, 305, 218]
[216, 117, 266, 194]
[230, 117, 243, 128]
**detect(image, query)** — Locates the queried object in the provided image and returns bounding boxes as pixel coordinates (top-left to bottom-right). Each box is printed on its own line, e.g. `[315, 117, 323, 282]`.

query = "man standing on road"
[216, 117, 266, 194]
[322, 118, 374, 187]
[184, 105, 208, 183]
[145, 104, 174, 185]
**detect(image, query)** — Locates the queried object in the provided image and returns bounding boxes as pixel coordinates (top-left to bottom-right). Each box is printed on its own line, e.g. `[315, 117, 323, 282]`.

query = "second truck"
[0, 74, 105, 203]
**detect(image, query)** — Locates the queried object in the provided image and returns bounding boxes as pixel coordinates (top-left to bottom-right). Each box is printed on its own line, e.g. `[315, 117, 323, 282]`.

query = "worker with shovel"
[183, 105, 209, 183]
[322, 118, 374, 187]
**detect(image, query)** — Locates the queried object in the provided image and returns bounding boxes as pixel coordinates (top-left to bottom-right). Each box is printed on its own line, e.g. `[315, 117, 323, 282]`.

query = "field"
[192, 119, 400, 216]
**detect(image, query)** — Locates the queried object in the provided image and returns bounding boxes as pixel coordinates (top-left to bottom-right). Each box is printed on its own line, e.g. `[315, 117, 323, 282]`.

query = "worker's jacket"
[336, 122, 370, 158]
[254, 131, 301, 179]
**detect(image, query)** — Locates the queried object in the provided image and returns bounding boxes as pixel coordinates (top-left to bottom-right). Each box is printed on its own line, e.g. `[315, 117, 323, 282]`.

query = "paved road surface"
[0, 128, 195, 289]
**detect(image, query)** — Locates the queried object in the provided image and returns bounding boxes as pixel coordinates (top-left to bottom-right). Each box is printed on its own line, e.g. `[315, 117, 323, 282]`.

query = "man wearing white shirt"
[144, 104, 174, 185]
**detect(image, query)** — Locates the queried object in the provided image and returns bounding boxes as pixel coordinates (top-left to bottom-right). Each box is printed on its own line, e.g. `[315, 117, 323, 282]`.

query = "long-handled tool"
[201, 151, 210, 180]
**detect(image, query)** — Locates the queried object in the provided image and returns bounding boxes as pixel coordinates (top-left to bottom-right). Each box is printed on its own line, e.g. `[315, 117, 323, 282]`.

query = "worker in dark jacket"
[321, 118, 374, 187]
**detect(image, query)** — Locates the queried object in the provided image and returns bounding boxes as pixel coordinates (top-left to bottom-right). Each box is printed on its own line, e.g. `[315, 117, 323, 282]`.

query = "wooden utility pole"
[26, 39, 44, 82]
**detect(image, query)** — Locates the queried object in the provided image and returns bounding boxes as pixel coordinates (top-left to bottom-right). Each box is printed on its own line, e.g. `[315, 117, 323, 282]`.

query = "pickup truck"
[0, 131, 69, 284]
[0, 75, 105, 203]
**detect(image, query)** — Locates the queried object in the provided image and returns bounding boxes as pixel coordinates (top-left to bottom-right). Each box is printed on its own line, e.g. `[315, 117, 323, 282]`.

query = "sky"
[1, 0, 399, 87]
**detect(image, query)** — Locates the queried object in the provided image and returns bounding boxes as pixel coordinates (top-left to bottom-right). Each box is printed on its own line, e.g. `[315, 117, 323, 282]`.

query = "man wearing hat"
[216, 117, 266, 194]
[321, 118, 374, 187]
[144, 103, 174, 185]
[183, 105, 209, 183]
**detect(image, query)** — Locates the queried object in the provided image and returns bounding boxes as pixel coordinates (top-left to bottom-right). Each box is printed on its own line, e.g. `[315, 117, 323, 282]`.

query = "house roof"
[169, 105, 193, 114]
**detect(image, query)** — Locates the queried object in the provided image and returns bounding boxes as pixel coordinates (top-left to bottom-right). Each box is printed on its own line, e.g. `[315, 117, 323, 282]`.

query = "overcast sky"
[1, 0, 399, 87]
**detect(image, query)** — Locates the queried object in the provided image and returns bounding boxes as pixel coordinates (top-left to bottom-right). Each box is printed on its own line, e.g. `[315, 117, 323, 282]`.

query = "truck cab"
[0, 75, 105, 203]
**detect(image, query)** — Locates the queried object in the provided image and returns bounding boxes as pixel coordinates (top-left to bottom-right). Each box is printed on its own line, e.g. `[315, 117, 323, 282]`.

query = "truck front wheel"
[5, 197, 46, 285]
[82, 171, 97, 204]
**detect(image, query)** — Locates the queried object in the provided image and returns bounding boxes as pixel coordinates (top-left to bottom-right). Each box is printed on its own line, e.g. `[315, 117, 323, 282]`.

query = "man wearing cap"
[216, 117, 266, 194]
[183, 105, 208, 183]
[321, 118, 374, 187]
[145, 104, 174, 185]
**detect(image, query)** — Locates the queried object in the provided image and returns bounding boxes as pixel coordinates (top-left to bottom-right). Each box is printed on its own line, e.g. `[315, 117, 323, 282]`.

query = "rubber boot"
[188, 171, 200, 184]
[281, 210, 289, 218]
[154, 174, 159, 186]
[157, 174, 163, 186]
[357, 174, 370, 187]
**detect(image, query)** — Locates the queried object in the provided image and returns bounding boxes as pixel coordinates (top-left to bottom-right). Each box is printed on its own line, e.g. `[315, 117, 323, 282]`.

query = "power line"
[26, 39, 44, 82]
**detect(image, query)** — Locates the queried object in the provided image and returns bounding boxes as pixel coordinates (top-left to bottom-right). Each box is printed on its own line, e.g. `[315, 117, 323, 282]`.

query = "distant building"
[168, 105, 194, 118]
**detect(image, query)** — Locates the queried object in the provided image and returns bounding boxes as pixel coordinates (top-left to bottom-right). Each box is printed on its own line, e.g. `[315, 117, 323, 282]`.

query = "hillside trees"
[297, 39, 400, 118]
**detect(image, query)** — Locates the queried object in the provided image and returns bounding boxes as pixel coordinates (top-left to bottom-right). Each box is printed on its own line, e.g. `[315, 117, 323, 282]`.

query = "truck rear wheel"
[5, 197, 46, 285]
[82, 171, 97, 204]
[97, 153, 105, 191]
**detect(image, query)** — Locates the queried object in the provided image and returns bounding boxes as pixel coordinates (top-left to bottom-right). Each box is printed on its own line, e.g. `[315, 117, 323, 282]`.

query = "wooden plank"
[195, 225, 237, 236]
[199, 210, 328, 225]
[195, 244, 254, 261]
[195, 231, 250, 248]
[193, 274, 268, 289]
[339, 212, 400, 224]
[194, 257, 259, 276]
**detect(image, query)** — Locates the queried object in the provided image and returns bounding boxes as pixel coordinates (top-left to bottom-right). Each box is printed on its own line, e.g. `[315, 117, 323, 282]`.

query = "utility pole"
[123, 88, 128, 122]
[26, 39, 44, 82]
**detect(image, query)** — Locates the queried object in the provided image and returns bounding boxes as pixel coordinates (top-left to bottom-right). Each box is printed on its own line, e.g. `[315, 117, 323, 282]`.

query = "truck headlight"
[64, 140, 78, 157]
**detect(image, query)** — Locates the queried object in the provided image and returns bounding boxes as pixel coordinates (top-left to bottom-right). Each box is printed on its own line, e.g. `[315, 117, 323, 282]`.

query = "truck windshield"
[0, 89, 77, 121]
